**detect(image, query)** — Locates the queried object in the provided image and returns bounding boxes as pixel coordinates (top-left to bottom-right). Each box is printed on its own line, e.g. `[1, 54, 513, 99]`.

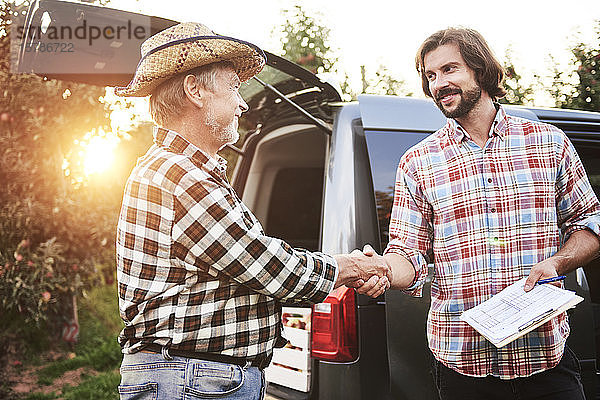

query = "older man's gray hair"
[149, 61, 235, 128]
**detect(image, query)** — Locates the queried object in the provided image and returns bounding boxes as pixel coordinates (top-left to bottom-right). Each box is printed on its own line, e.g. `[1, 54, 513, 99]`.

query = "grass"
[22, 370, 121, 400]
[16, 283, 124, 399]
[22, 394, 57, 400]
[38, 284, 123, 385]
[60, 370, 121, 400]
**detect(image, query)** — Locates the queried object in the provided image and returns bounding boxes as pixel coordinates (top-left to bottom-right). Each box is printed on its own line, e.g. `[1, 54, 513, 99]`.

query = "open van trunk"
[237, 124, 326, 252]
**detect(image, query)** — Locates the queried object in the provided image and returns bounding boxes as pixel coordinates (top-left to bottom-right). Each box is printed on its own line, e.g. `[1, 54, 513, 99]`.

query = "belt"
[141, 343, 272, 369]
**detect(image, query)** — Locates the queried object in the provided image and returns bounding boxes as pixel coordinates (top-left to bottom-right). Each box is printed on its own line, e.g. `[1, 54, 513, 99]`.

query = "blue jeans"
[118, 351, 266, 400]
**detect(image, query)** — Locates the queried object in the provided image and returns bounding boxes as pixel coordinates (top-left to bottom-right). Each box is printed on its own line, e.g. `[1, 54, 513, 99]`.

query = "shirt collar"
[447, 103, 509, 143]
[153, 126, 228, 180]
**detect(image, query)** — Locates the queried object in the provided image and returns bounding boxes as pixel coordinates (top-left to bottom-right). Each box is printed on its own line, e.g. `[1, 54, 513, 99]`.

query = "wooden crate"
[265, 307, 312, 392]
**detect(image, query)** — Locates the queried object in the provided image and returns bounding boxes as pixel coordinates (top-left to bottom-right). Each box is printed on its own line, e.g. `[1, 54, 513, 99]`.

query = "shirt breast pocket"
[502, 162, 557, 228]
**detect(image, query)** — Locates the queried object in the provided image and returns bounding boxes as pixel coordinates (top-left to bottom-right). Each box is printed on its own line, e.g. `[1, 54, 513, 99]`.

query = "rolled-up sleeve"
[384, 156, 434, 297]
[172, 175, 337, 305]
[555, 130, 600, 241]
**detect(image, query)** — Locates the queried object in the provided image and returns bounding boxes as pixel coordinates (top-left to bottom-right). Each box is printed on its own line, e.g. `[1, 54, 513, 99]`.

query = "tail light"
[310, 286, 358, 362]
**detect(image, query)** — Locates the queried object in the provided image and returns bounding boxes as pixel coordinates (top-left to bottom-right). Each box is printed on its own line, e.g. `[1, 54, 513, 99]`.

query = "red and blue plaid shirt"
[385, 105, 600, 378]
[116, 127, 337, 358]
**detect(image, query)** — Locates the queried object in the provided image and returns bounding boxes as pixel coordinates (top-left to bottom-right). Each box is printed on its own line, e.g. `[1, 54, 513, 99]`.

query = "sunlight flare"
[82, 129, 120, 176]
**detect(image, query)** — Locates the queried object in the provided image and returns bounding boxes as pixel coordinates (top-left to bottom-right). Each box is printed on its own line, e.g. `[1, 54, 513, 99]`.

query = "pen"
[536, 275, 566, 285]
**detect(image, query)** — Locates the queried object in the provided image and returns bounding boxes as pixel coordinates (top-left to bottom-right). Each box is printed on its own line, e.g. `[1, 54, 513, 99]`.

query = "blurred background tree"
[359, 64, 412, 97]
[274, 4, 410, 101]
[548, 20, 600, 111]
[499, 47, 534, 105]
[277, 4, 337, 74]
[0, 0, 151, 357]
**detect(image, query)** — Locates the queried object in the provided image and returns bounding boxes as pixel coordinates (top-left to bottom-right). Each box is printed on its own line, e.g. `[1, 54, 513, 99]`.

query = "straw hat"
[115, 22, 266, 97]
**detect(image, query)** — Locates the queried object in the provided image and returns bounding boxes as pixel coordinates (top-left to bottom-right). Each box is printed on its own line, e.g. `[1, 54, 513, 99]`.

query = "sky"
[109, 0, 600, 106]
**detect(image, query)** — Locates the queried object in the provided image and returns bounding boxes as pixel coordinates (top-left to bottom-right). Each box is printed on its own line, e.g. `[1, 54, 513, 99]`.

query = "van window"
[264, 167, 324, 252]
[572, 140, 600, 366]
[572, 141, 600, 303]
[364, 131, 431, 251]
[573, 142, 600, 213]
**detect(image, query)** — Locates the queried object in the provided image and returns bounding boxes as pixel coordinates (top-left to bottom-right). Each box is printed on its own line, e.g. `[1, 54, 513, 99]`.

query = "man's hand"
[354, 274, 390, 297]
[333, 246, 392, 298]
[524, 229, 600, 291]
[351, 246, 390, 297]
[524, 258, 561, 292]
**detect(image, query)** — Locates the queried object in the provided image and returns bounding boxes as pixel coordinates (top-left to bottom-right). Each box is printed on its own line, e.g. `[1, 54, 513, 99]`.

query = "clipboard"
[460, 277, 584, 348]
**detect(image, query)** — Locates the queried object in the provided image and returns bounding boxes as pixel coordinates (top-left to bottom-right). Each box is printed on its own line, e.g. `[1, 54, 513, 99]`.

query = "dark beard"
[435, 85, 482, 119]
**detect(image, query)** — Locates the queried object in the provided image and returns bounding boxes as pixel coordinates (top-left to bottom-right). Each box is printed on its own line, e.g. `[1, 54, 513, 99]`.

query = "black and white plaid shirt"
[116, 127, 337, 358]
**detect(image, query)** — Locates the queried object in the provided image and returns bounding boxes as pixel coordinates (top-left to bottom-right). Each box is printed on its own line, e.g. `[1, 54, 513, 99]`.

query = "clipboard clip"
[518, 308, 554, 332]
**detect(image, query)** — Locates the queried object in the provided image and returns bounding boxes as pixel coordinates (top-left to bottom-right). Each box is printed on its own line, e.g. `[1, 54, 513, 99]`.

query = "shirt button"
[491, 208, 496, 213]
[487, 178, 492, 183]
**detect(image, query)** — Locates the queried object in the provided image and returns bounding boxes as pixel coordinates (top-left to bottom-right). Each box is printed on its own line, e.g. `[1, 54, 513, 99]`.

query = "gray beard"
[205, 112, 240, 146]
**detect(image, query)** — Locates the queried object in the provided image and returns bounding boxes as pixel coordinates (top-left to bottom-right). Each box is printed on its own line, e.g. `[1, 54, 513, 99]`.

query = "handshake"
[334, 244, 393, 298]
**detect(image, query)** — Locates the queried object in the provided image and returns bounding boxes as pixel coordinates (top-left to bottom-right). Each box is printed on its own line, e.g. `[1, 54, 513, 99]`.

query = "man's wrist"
[333, 254, 359, 287]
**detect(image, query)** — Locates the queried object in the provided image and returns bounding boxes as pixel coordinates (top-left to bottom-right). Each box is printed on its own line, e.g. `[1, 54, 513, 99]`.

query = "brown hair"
[415, 27, 506, 100]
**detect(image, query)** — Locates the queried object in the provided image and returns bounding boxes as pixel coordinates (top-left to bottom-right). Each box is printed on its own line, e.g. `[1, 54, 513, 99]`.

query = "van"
[17, 1, 600, 398]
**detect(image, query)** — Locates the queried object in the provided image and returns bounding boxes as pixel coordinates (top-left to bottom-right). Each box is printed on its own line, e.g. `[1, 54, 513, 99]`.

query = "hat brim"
[115, 35, 266, 97]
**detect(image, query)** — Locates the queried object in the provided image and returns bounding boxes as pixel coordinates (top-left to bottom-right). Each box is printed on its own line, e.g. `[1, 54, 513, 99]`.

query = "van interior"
[239, 124, 327, 253]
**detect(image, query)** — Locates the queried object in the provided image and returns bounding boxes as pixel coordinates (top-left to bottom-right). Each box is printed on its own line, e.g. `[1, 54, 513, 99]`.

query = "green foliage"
[12, 284, 123, 398]
[275, 5, 409, 100]
[499, 48, 533, 105]
[277, 5, 337, 74]
[1, 0, 111, 326]
[368, 65, 410, 96]
[78, 283, 123, 345]
[0, 0, 149, 353]
[340, 65, 411, 101]
[549, 20, 600, 111]
[0, 238, 93, 330]
[545, 55, 571, 108]
[564, 42, 600, 111]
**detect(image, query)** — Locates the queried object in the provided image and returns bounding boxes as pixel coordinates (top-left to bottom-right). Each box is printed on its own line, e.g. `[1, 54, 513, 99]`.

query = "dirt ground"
[3, 350, 97, 398]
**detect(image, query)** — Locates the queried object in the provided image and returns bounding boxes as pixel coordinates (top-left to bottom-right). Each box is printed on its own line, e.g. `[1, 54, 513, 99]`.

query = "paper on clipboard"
[460, 277, 583, 348]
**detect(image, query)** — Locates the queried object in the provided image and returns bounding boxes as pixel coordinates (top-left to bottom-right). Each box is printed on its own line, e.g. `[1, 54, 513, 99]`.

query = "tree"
[544, 55, 574, 108]
[274, 5, 411, 101]
[0, 0, 147, 353]
[548, 21, 600, 111]
[277, 5, 337, 74]
[499, 48, 533, 105]
[360, 65, 412, 97]
[340, 65, 411, 101]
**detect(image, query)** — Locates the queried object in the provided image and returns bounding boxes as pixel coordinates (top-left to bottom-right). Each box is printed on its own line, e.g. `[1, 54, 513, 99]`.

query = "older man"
[114, 22, 389, 400]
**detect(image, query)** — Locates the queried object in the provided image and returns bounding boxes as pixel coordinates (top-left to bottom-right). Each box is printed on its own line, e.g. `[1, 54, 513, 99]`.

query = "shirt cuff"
[384, 244, 427, 297]
[331, 257, 339, 291]
[563, 212, 600, 242]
